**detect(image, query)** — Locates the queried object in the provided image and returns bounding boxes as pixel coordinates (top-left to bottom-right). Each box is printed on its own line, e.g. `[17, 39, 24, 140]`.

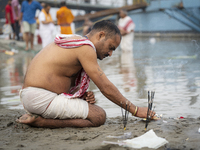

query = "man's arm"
[77, 46, 152, 118]
[19, 12, 23, 22]
[118, 27, 134, 36]
[119, 28, 128, 36]
[6, 13, 11, 24]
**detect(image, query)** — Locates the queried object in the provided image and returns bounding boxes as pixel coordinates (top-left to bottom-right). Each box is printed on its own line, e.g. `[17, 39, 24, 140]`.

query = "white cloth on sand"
[123, 129, 168, 149]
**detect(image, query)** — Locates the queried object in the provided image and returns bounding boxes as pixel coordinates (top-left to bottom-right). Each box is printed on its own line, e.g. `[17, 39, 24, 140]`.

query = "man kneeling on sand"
[17, 20, 155, 128]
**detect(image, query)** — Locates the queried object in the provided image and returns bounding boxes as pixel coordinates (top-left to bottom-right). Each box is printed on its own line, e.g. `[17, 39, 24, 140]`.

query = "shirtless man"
[17, 20, 155, 128]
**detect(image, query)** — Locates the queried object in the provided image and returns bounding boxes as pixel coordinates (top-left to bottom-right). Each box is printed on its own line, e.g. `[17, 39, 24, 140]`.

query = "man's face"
[119, 10, 126, 18]
[8, 0, 11, 5]
[96, 33, 121, 60]
[45, 6, 51, 14]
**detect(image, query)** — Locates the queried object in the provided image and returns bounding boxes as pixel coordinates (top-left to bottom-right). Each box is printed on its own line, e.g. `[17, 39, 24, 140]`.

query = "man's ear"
[98, 31, 105, 40]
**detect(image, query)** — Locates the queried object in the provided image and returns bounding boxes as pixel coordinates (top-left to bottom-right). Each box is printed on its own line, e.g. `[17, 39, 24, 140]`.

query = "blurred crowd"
[4, 0, 75, 50]
[4, 0, 135, 52]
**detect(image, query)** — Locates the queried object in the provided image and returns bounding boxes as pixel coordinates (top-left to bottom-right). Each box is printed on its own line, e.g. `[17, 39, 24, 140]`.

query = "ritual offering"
[145, 91, 155, 131]
[121, 101, 130, 130]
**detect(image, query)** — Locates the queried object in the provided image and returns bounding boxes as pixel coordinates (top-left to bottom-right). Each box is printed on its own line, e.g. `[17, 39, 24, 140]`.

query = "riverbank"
[135, 32, 200, 38]
[0, 108, 200, 150]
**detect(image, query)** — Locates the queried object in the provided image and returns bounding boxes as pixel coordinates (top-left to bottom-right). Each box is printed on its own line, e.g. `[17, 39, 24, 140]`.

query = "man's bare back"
[23, 35, 93, 94]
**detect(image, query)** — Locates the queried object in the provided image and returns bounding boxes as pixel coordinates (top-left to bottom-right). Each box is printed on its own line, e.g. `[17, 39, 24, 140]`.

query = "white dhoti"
[38, 11, 55, 48]
[40, 29, 54, 48]
[120, 32, 134, 52]
[20, 87, 89, 119]
[118, 16, 135, 52]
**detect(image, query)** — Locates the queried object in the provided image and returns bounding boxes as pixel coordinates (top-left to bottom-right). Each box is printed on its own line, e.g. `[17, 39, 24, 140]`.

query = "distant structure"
[0, 0, 200, 34]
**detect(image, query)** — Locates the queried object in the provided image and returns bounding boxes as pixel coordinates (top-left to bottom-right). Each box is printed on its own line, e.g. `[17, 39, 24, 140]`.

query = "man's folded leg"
[42, 94, 89, 120]
[17, 103, 106, 128]
[19, 88, 106, 128]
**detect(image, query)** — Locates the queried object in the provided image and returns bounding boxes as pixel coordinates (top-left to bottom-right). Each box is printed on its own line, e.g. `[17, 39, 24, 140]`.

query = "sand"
[0, 109, 200, 150]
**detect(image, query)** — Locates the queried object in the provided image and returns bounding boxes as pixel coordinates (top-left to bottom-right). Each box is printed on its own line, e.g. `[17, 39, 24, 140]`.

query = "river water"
[0, 37, 200, 119]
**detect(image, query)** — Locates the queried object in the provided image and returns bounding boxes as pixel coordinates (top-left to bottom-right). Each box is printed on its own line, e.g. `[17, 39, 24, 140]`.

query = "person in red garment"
[5, 0, 15, 39]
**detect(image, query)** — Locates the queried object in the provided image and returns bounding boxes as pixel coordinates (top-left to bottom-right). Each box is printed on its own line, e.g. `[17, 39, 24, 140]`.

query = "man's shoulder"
[11, 0, 18, 6]
[5, 5, 11, 11]
[33, 0, 40, 4]
[38, 11, 45, 19]
[55, 34, 96, 51]
[39, 11, 45, 15]
[126, 16, 133, 21]
[32, 1, 42, 9]
[57, 8, 62, 13]
[76, 44, 97, 62]
[62, 7, 71, 12]
[22, 1, 27, 5]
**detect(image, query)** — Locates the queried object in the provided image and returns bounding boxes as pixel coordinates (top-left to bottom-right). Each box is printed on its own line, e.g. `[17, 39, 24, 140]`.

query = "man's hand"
[83, 91, 96, 104]
[120, 29, 127, 36]
[136, 107, 156, 119]
[118, 26, 127, 36]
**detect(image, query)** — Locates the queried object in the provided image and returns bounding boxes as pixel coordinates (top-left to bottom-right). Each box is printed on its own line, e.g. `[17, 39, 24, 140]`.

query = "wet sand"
[0, 108, 200, 150]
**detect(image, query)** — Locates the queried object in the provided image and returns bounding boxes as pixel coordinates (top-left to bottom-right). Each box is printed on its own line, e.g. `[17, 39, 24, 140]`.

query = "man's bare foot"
[16, 114, 40, 125]
[25, 46, 29, 51]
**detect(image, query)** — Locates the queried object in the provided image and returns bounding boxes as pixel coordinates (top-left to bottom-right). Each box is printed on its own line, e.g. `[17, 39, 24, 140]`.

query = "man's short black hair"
[91, 20, 121, 40]
[60, 1, 66, 7]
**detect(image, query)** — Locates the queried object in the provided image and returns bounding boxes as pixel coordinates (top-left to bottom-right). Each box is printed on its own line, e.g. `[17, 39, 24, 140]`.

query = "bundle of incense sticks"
[145, 91, 155, 131]
[121, 101, 130, 130]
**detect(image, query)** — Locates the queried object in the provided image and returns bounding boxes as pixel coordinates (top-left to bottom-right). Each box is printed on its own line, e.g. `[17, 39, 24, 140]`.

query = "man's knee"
[88, 104, 106, 127]
[95, 107, 106, 127]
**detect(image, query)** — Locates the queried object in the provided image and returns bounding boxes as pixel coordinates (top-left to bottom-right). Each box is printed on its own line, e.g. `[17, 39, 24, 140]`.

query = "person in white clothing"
[38, 4, 55, 48]
[118, 9, 135, 52]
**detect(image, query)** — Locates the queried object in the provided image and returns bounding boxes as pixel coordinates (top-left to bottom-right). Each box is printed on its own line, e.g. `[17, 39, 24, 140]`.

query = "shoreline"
[134, 32, 200, 38]
[0, 108, 200, 150]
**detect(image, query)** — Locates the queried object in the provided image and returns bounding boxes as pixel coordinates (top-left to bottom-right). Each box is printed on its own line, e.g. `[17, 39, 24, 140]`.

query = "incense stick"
[121, 101, 130, 130]
[145, 91, 150, 130]
[145, 91, 155, 131]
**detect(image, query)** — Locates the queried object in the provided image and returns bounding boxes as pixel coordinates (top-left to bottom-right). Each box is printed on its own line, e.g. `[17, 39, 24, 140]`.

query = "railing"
[38, 0, 149, 12]
[38, 0, 149, 8]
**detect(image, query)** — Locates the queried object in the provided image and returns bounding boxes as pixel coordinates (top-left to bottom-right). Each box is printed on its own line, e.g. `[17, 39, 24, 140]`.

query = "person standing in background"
[5, 0, 15, 40]
[11, 0, 20, 41]
[118, 9, 135, 52]
[56, 1, 74, 34]
[38, 3, 55, 48]
[82, 17, 93, 36]
[20, 0, 42, 50]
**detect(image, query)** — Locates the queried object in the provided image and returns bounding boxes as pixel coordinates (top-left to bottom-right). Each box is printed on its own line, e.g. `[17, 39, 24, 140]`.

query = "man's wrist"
[132, 106, 139, 116]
